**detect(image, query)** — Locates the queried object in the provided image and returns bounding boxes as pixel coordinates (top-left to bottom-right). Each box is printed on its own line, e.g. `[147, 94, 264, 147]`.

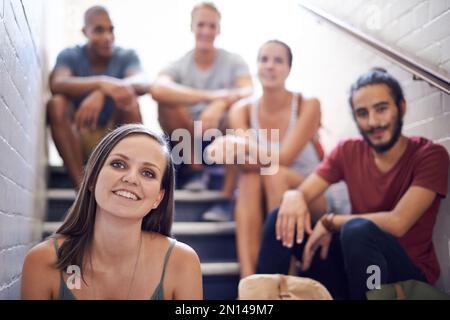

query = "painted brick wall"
[0, 0, 46, 299]
[311, 0, 450, 77]
[298, 0, 450, 293]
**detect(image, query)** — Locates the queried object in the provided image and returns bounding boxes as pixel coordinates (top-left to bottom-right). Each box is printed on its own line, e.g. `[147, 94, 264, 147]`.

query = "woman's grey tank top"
[250, 93, 320, 176]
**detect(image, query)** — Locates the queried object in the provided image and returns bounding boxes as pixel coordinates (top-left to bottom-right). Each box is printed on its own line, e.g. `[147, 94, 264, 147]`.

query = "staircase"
[43, 166, 240, 300]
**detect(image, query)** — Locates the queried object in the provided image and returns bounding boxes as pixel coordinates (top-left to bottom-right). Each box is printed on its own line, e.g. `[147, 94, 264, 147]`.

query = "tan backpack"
[238, 274, 333, 300]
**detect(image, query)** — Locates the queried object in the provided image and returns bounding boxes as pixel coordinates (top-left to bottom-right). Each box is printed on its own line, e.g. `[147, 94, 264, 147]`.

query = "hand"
[205, 135, 248, 164]
[276, 190, 313, 248]
[301, 219, 332, 271]
[74, 90, 105, 130]
[199, 99, 228, 132]
[99, 77, 137, 110]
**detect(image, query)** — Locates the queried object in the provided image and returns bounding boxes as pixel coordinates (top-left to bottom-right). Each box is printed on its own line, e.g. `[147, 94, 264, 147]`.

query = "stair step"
[172, 221, 237, 262]
[48, 166, 76, 189]
[42, 221, 237, 262]
[46, 189, 228, 222]
[201, 262, 239, 276]
[173, 189, 228, 222]
[202, 262, 240, 300]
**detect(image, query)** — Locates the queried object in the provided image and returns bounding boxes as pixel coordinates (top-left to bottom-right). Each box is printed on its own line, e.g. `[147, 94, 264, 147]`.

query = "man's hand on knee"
[74, 90, 105, 130]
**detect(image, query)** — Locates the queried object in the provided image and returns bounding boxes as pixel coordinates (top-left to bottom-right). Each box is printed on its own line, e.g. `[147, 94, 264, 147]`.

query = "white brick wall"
[312, 0, 450, 77]
[0, 0, 46, 299]
[301, 0, 450, 293]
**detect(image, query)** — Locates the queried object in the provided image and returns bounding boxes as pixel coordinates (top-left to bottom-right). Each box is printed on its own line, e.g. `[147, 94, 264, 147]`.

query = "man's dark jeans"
[256, 209, 427, 299]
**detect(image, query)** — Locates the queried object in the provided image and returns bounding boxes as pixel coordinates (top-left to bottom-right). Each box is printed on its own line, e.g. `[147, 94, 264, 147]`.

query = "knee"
[238, 171, 262, 187]
[340, 218, 377, 249]
[157, 103, 190, 130]
[157, 102, 186, 116]
[47, 94, 70, 123]
[261, 166, 286, 188]
[261, 171, 278, 187]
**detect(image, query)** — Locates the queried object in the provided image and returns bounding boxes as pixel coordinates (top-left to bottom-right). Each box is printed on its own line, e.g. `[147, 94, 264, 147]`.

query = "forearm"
[50, 75, 106, 97]
[151, 81, 213, 104]
[283, 173, 330, 221]
[223, 86, 253, 111]
[331, 211, 403, 237]
[279, 99, 321, 166]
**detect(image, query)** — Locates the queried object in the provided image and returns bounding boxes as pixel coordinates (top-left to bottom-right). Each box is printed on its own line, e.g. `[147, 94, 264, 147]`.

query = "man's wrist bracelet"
[321, 213, 337, 233]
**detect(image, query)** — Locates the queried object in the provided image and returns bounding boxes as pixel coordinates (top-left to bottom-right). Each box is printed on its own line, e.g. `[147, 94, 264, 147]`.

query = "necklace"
[88, 233, 143, 300]
[125, 233, 143, 299]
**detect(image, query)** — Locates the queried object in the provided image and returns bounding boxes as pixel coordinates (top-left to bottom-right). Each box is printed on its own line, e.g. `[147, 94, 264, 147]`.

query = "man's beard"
[358, 115, 403, 154]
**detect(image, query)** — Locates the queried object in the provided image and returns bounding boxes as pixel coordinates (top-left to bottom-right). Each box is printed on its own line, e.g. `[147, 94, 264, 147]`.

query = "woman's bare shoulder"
[230, 95, 254, 114]
[172, 242, 202, 290]
[143, 233, 200, 266]
[24, 235, 71, 270]
[160, 237, 200, 270]
[21, 237, 63, 299]
[143, 234, 202, 299]
[300, 95, 320, 108]
[296, 94, 320, 118]
[25, 238, 60, 264]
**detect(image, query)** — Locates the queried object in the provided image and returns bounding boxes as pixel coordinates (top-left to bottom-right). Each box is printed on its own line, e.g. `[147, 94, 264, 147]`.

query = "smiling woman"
[21, 124, 203, 300]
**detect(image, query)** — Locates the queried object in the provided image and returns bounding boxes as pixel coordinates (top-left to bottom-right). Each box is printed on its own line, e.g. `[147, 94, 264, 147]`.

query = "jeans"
[256, 209, 427, 299]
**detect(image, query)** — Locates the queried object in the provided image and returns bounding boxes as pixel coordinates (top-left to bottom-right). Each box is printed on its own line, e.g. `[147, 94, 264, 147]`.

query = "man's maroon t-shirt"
[316, 136, 449, 284]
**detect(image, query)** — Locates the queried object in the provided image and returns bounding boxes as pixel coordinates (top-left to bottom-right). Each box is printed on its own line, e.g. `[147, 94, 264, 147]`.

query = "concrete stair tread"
[201, 262, 239, 276]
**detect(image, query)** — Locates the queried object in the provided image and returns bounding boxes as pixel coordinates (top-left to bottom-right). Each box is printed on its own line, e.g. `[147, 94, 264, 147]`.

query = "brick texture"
[313, 0, 450, 77]
[0, 0, 46, 299]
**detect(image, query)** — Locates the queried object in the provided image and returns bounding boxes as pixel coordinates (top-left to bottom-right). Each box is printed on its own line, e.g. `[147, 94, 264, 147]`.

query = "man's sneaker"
[202, 201, 234, 222]
[182, 171, 209, 192]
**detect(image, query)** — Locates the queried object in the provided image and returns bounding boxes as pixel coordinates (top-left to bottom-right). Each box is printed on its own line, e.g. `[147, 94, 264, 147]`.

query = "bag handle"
[394, 283, 406, 300]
